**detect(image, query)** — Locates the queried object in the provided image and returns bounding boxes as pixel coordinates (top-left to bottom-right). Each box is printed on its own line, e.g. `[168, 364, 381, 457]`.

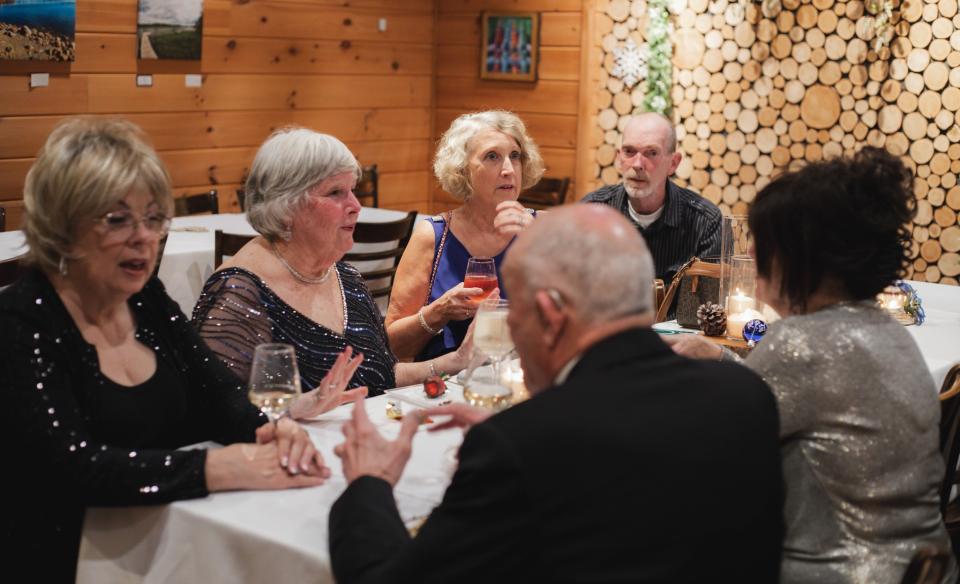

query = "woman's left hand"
[493, 200, 534, 235]
[255, 417, 328, 476]
[290, 346, 368, 420]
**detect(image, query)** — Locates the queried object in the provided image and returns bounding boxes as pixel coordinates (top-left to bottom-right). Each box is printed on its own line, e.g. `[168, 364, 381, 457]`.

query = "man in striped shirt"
[582, 113, 722, 289]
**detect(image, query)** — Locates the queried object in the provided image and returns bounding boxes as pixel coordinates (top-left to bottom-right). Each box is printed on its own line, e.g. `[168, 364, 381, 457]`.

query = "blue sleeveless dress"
[415, 212, 534, 361]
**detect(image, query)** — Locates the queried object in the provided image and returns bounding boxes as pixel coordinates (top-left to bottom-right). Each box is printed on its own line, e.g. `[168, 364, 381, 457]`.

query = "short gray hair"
[23, 117, 172, 273]
[245, 127, 361, 241]
[507, 206, 655, 322]
[433, 110, 545, 201]
[618, 112, 678, 153]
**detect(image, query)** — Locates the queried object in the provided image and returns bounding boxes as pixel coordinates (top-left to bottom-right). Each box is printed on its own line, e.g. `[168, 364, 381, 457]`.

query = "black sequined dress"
[192, 264, 397, 396]
[0, 268, 265, 583]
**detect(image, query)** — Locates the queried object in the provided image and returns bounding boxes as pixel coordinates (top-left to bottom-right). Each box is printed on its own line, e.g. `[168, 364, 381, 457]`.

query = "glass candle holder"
[719, 216, 760, 339]
[877, 285, 915, 325]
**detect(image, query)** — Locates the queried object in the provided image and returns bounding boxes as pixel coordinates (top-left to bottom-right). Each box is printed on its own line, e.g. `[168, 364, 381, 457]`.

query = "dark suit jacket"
[329, 328, 783, 583]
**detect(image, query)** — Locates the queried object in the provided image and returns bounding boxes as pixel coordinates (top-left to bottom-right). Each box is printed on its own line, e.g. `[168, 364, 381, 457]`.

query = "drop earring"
[58, 256, 68, 276]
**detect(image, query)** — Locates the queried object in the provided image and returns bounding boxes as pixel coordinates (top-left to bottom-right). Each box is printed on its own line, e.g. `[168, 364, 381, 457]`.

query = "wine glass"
[464, 256, 498, 304]
[248, 343, 302, 423]
[465, 298, 514, 410]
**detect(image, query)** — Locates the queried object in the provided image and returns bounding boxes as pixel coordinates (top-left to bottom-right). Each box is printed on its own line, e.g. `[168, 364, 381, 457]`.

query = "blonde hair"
[245, 127, 361, 241]
[433, 110, 545, 201]
[22, 117, 172, 273]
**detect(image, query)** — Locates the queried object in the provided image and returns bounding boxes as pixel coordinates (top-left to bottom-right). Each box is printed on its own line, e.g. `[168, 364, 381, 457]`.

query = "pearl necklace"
[271, 242, 332, 285]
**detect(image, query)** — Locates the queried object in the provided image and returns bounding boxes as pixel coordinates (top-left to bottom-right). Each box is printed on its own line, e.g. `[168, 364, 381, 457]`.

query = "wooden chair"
[355, 164, 379, 208]
[0, 255, 25, 287]
[236, 188, 247, 212]
[174, 189, 219, 217]
[938, 363, 960, 558]
[519, 177, 570, 210]
[342, 211, 418, 301]
[900, 547, 953, 584]
[0, 206, 6, 232]
[214, 230, 256, 268]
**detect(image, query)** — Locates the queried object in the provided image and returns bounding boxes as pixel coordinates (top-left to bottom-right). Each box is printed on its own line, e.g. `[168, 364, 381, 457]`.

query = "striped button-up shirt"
[581, 180, 723, 283]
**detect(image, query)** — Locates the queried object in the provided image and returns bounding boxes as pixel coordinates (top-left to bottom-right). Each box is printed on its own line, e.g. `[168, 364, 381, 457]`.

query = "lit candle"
[726, 308, 763, 339]
[726, 290, 755, 315]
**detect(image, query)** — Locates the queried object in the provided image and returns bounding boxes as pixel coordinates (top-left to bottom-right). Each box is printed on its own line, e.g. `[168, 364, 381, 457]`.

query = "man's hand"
[333, 393, 420, 485]
[421, 403, 492, 433]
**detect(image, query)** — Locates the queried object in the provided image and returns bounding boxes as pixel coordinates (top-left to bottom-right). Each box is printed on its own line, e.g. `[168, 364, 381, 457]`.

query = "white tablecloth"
[77, 384, 465, 584]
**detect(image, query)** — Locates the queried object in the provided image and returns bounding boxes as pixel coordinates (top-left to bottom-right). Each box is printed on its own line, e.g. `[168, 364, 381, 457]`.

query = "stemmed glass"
[465, 298, 515, 410]
[248, 343, 302, 423]
[464, 256, 498, 304]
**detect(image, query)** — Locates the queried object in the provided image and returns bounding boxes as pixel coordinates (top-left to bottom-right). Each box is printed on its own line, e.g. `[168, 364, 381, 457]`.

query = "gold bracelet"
[418, 308, 441, 336]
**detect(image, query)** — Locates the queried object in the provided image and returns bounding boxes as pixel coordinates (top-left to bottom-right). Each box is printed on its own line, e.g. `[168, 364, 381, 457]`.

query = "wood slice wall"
[0, 0, 435, 230]
[433, 0, 586, 212]
[589, 0, 960, 285]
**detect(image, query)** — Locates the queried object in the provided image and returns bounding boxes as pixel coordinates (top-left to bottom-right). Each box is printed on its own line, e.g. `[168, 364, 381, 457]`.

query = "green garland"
[642, 0, 673, 116]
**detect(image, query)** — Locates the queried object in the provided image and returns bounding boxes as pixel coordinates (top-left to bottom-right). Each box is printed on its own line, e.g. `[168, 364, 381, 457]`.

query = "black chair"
[938, 363, 960, 558]
[355, 164, 379, 208]
[174, 189, 219, 217]
[214, 230, 256, 268]
[236, 188, 247, 212]
[342, 211, 417, 301]
[518, 176, 570, 210]
[0, 206, 6, 231]
[900, 547, 953, 584]
[0, 255, 25, 287]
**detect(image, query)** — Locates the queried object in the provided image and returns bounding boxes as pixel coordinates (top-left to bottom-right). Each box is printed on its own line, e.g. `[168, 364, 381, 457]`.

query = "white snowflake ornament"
[611, 38, 648, 89]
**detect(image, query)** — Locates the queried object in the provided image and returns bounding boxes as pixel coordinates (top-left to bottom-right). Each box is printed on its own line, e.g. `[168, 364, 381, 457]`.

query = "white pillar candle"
[726, 291, 754, 315]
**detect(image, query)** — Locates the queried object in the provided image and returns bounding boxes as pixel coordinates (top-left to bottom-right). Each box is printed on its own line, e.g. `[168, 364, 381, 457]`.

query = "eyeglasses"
[95, 210, 171, 242]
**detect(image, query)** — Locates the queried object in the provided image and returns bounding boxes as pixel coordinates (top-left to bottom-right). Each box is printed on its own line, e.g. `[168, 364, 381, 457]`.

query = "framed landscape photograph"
[0, 0, 76, 62]
[137, 0, 204, 61]
[480, 12, 539, 82]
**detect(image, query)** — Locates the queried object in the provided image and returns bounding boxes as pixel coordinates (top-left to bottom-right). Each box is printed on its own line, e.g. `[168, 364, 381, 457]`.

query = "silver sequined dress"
[745, 301, 956, 584]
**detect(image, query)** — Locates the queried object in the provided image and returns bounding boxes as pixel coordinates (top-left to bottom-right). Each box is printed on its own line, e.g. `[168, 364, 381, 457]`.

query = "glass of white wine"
[248, 343, 302, 423]
[465, 298, 515, 410]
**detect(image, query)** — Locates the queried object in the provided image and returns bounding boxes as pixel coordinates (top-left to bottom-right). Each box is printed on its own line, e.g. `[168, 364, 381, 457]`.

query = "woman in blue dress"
[386, 111, 545, 361]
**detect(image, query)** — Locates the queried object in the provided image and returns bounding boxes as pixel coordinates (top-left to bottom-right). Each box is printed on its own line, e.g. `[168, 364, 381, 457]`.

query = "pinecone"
[697, 302, 727, 336]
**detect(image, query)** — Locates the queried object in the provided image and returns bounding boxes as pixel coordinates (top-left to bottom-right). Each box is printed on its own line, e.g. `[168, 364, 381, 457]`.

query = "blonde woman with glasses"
[0, 118, 329, 582]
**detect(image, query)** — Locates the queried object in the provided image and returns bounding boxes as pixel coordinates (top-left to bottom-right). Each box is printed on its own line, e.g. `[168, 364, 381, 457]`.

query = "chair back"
[236, 188, 247, 212]
[355, 165, 379, 208]
[518, 177, 570, 210]
[0, 255, 25, 287]
[900, 547, 953, 584]
[214, 230, 256, 268]
[939, 364, 960, 515]
[0, 206, 6, 231]
[342, 211, 417, 300]
[174, 189, 219, 217]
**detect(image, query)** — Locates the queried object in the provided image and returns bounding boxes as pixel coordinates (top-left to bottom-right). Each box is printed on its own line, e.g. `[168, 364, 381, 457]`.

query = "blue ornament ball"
[742, 319, 768, 344]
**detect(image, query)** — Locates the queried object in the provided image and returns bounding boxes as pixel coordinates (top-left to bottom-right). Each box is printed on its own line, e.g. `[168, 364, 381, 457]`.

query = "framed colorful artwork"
[0, 0, 76, 62]
[480, 12, 539, 82]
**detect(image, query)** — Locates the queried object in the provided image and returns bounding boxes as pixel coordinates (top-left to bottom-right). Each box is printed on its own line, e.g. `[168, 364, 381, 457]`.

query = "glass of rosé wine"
[464, 256, 498, 304]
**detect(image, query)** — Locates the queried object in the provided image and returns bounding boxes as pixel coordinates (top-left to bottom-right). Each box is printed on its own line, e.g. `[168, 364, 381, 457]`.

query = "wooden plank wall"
[433, 0, 585, 212]
[0, 0, 436, 230]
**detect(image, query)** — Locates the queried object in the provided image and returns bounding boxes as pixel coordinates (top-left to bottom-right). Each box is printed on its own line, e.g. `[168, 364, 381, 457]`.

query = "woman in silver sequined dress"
[670, 147, 956, 583]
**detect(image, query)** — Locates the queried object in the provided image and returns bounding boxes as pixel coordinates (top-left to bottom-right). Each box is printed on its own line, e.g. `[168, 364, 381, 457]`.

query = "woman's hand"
[663, 334, 724, 360]
[255, 417, 329, 475]
[204, 439, 330, 492]
[494, 200, 534, 235]
[289, 347, 367, 420]
[427, 282, 484, 324]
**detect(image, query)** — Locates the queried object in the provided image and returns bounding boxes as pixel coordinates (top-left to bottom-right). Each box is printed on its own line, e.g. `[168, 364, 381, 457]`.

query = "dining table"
[76, 382, 467, 584]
